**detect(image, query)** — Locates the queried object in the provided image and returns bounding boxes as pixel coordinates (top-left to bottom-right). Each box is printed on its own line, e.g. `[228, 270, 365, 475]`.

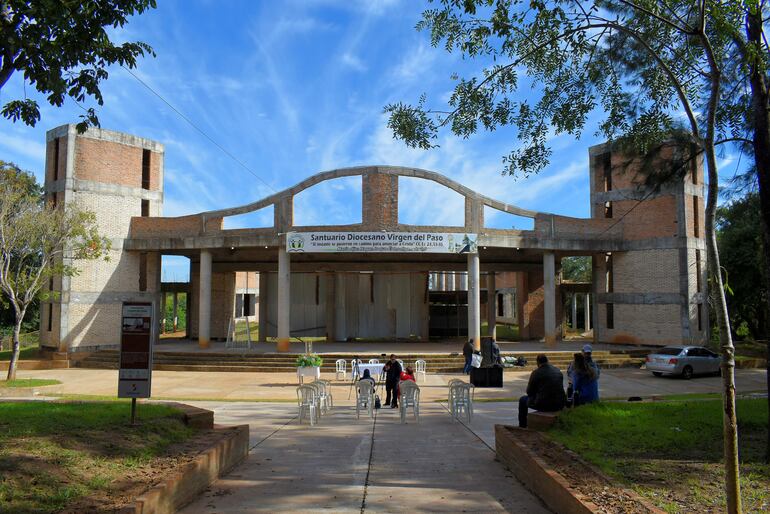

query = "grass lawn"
[0, 346, 39, 361]
[0, 378, 61, 388]
[548, 398, 769, 513]
[0, 402, 196, 513]
[482, 322, 519, 340]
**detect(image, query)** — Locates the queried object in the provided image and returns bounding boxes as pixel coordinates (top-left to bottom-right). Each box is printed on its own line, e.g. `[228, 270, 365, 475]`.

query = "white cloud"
[341, 52, 368, 72]
[0, 134, 46, 163]
[391, 43, 436, 82]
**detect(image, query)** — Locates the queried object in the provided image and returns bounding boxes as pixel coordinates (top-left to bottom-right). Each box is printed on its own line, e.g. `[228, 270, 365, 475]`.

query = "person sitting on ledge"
[518, 354, 566, 428]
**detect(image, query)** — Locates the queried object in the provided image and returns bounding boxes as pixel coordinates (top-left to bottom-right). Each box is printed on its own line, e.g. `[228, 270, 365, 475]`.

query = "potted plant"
[296, 354, 323, 383]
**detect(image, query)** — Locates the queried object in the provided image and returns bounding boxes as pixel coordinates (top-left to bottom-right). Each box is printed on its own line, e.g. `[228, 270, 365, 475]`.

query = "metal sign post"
[118, 302, 154, 425]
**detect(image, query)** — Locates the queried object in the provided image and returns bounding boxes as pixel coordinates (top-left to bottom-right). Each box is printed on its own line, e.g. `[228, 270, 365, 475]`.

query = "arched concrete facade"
[40, 125, 708, 353]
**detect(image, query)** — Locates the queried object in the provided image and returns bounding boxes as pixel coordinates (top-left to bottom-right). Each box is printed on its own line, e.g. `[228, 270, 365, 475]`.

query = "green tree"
[0, 166, 109, 380]
[385, 1, 753, 510]
[0, 161, 43, 346]
[717, 192, 768, 341]
[561, 256, 592, 283]
[0, 0, 156, 131]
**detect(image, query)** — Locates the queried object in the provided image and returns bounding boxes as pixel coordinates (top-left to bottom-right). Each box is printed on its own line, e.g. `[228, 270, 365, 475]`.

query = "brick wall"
[74, 138, 161, 191]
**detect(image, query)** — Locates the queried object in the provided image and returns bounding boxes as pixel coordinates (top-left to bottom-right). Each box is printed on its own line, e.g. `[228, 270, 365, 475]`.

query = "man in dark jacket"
[518, 354, 566, 428]
[384, 354, 402, 408]
[462, 340, 474, 374]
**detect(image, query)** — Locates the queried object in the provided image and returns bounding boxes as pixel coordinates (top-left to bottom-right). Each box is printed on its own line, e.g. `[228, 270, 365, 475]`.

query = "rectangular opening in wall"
[690, 143, 698, 184]
[605, 253, 613, 293]
[50, 193, 57, 209]
[604, 201, 612, 218]
[697, 302, 703, 331]
[315, 275, 320, 305]
[141, 199, 150, 217]
[497, 293, 504, 317]
[139, 253, 148, 291]
[141, 149, 151, 189]
[606, 303, 614, 329]
[602, 152, 612, 191]
[692, 196, 699, 237]
[53, 138, 60, 181]
[696, 249, 702, 293]
[47, 303, 53, 332]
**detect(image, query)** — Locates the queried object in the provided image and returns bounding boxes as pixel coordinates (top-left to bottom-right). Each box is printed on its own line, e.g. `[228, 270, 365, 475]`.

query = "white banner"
[286, 232, 478, 254]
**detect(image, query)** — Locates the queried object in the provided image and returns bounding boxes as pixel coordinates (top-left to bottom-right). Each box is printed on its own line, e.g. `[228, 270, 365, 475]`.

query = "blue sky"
[0, 0, 742, 281]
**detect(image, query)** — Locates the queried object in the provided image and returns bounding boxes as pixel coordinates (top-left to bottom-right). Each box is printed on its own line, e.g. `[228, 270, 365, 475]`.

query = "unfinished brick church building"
[39, 124, 707, 352]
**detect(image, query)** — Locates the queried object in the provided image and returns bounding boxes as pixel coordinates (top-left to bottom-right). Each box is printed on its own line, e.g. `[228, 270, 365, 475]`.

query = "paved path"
[179, 402, 549, 513]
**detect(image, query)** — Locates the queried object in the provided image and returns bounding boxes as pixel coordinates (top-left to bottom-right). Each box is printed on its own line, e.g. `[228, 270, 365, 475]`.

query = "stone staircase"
[74, 349, 647, 373]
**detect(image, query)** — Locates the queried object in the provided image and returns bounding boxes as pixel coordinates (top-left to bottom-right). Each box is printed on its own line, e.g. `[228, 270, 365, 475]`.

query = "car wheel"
[682, 365, 694, 380]
[652, 372, 663, 377]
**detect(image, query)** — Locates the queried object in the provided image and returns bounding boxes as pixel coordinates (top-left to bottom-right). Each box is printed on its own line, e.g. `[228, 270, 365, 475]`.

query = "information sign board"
[286, 231, 478, 254]
[118, 302, 153, 398]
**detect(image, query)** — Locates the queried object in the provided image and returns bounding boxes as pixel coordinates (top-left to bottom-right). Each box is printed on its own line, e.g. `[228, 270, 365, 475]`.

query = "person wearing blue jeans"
[462, 339, 474, 374]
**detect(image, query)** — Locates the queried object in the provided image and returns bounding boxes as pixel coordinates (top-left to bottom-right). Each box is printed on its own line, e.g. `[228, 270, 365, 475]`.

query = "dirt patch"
[509, 428, 660, 513]
[59, 428, 233, 513]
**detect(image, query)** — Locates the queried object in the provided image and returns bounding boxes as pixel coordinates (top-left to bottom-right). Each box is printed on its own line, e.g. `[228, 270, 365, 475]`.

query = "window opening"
[53, 138, 60, 181]
[606, 303, 614, 329]
[141, 149, 151, 189]
[141, 199, 150, 217]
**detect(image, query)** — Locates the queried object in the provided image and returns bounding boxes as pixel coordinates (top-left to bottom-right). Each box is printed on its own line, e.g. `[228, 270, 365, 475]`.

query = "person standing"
[518, 354, 566, 428]
[384, 354, 403, 408]
[462, 339, 474, 374]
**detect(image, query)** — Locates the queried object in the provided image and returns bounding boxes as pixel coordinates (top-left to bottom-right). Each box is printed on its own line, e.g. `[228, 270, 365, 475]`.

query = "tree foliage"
[718, 192, 768, 341]
[0, 0, 156, 132]
[0, 165, 110, 379]
[561, 256, 592, 282]
[385, 1, 763, 510]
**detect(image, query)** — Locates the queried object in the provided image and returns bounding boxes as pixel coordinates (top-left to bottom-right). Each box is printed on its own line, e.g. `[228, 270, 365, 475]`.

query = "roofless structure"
[39, 125, 708, 353]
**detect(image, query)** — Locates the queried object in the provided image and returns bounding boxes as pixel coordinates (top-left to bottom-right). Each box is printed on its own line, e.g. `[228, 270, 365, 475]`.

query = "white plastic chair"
[317, 379, 334, 409]
[335, 359, 347, 380]
[351, 359, 361, 379]
[368, 358, 380, 364]
[415, 359, 427, 382]
[450, 382, 474, 423]
[399, 380, 420, 424]
[447, 379, 465, 416]
[356, 380, 375, 419]
[310, 381, 331, 414]
[296, 385, 319, 426]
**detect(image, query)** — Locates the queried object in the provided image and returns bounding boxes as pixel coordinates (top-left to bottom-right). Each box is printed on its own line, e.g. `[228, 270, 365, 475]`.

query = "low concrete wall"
[495, 424, 599, 514]
[0, 359, 69, 371]
[132, 421, 249, 514]
[495, 425, 664, 514]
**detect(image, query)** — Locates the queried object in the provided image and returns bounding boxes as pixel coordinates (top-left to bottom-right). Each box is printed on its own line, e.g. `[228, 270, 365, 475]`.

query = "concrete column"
[258, 271, 267, 342]
[543, 251, 557, 345]
[584, 293, 591, 331]
[160, 292, 167, 334]
[572, 293, 578, 329]
[468, 252, 481, 350]
[277, 247, 291, 352]
[334, 272, 346, 341]
[198, 249, 212, 349]
[486, 272, 496, 338]
[172, 292, 179, 331]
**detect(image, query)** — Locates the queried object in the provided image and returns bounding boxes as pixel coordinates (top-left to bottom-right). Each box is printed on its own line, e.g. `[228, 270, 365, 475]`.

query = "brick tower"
[590, 142, 708, 345]
[40, 125, 164, 352]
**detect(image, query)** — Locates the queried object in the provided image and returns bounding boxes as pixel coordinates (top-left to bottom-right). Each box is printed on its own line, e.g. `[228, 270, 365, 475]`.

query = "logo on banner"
[288, 235, 305, 252]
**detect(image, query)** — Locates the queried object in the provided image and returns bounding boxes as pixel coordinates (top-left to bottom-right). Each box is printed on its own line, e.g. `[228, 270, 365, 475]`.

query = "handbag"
[374, 395, 381, 409]
[471, 353, 483, 368]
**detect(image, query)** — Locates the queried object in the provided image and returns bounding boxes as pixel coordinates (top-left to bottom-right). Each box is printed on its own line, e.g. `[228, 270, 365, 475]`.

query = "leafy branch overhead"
[384, 0, 757, 179]
[0, 0, 157, 132]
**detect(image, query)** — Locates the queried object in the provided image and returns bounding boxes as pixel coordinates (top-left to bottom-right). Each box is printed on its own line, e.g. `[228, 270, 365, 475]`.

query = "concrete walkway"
[179, 402, 549, 513]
